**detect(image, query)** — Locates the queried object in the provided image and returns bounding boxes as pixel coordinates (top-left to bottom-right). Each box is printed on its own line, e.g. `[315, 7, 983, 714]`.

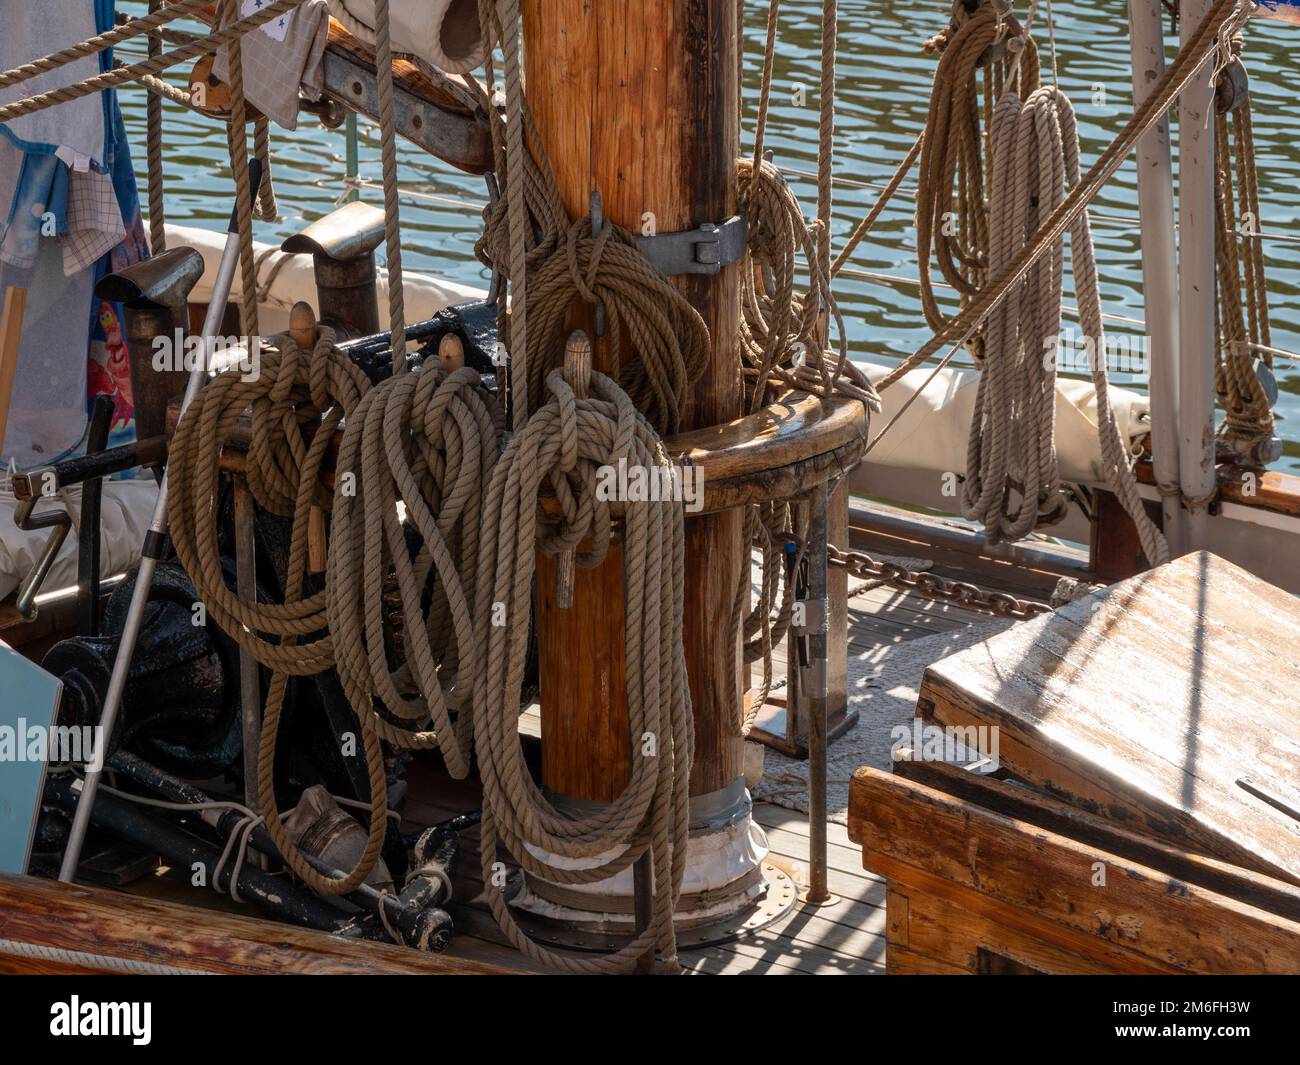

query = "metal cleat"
[282, 201, 387, 340]
[95, 247, 206, 443]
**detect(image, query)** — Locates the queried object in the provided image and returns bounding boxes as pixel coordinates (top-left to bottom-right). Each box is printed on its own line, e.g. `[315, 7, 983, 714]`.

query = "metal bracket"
[634, 214, 748, 276]
[322, 53, 493, 174]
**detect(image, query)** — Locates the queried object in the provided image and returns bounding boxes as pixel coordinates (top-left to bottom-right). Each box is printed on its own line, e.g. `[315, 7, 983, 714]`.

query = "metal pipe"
[59, 159, 263, 883]
[10, 437, 167, 499]
[344, 112, 360, 202]
[232, 477, 261, 814]
[105, 752, 450, 948]
[805, 482, 831, 905]
[1128, 0, 1185, 555]
[1177, 0, 1218, 550]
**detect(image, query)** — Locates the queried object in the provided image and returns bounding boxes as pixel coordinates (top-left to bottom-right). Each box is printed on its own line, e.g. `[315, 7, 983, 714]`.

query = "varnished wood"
[1136, 456, 1300, 517]
[848, 768, 1300, 974]
[918, 551, 1300, 885]
[524, 0, 744, 800]
[0, 286, 27, 465]
[0, 873, 516, 974]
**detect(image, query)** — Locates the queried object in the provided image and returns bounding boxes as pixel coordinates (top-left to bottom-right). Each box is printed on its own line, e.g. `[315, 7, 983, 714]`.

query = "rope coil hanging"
[328, 365, 504, 776]
[168, 329, 392, 894]
[470, 367, 694, 974]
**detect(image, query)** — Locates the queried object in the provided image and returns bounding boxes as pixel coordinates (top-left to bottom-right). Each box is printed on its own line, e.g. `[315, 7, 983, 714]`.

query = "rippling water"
[116, 1, 1300, 468]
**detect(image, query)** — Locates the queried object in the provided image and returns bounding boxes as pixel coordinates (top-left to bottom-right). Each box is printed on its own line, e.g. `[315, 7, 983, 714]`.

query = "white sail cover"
[326, 0, 488, 74]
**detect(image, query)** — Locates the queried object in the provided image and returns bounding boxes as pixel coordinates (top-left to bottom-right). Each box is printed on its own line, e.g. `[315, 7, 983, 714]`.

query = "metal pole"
[1177, 0, 1217, 550]
[233, 477, 261, 813]
[344, 112, 360, 203]
[1128, 0, 1185, 555]
[59, 160, 261, 883]
[805, 481, 831, 905]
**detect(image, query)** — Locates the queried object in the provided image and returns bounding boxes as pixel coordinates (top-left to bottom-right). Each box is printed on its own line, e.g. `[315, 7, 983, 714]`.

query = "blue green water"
[115, 1, 1300, 468]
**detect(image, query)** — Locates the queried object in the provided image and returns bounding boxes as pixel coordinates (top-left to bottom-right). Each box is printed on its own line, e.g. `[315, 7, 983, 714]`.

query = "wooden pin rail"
[166, 388, 869, 516]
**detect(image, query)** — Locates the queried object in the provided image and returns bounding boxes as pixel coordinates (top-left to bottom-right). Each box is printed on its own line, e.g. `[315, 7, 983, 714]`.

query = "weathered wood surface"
[918, 550, 1300, 884]
[0, 873, 517, 975]
[848, 768, 1300, 974]
[1137, 457, 1300, 517]
[892, 758, 1300, 923]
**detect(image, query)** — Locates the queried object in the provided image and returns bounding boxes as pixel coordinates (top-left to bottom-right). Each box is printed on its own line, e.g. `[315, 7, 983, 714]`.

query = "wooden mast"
[525, 0, 744, 818]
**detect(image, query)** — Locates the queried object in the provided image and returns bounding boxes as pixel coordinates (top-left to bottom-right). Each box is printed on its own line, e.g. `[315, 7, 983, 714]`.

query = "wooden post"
[0, 287, 28, 466]
[525, 1, 744, 808]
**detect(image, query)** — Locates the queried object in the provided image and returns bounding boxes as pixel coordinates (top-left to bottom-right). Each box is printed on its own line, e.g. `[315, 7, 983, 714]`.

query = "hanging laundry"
[0, 1, 110, 169]
[0, 0, 147, 477]
[214, 0, 331, 130]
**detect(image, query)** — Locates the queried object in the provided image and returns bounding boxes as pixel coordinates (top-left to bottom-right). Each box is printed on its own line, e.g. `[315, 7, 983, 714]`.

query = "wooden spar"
[1127, 0, 1183, 555]
[0, 287, 27, 468]
[524, 0, 744, 806]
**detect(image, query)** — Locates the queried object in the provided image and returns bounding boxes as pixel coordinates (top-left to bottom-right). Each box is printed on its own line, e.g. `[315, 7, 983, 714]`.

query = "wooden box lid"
[917, 551, 1300, 884]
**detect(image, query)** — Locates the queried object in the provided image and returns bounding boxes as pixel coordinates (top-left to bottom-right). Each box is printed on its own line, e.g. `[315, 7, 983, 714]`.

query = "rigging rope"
[875, 0, 1252, 396]
[168, 329, 390, 894]
[1213, 37, 1276, 462]
[962, 83, 1166, 565]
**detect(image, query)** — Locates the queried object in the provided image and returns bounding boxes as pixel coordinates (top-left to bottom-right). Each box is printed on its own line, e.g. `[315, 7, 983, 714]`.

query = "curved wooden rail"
[665, 391, 869, 514]
[171, 387, 870, 515]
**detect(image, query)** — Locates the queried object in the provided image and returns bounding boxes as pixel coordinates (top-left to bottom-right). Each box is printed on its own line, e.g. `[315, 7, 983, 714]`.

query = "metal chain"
[766, 527, 1053, 620]
[825, 543, 1052, 619]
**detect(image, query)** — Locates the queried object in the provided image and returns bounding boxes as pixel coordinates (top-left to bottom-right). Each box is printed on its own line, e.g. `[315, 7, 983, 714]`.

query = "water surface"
[115, 1, 1300, 468]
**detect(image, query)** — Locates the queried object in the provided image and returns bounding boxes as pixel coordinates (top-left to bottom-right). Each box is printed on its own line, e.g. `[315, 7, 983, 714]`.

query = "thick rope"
[473, 1, 710, 437]
[471, 369, 693, 973]
[374, 0, 408, 365]
[965, 84, 1167, 565]
[220, 0, 259, 339]
[874, 0, 1252, 394]
[816, 0, 836, 298]
[328, 365, 503, 776]
[146, 0, 167, 254]
[168, 329, 388, 894]
[915, 3, 1038, 345]
[737, 158, 878, 412]
[1213, 41, 1274, 460]
[962, 87, 1069, 544]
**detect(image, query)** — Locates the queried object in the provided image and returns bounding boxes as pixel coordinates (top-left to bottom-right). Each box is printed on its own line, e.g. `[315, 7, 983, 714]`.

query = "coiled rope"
[168, 329, 391, 894]
[472, 0, 710, 437]
[1213, 37, 1275, 460]
[328, 365, 504, 776]
[471, 368, 693, 973]
[916, 3, 1038, 347]
[874, 0, 1253, 396]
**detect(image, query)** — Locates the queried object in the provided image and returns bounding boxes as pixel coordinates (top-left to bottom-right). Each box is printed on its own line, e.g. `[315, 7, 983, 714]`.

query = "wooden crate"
[847, 551, 1300, 974]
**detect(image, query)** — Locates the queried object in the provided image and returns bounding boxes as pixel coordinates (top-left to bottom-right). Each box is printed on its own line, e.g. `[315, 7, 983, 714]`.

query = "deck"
[410, 512, 1076, 975]
[12, 507, 1079, 975]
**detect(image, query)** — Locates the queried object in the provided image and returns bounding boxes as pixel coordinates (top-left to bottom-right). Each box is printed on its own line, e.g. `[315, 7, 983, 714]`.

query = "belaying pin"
[554, 331, 593, 609]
